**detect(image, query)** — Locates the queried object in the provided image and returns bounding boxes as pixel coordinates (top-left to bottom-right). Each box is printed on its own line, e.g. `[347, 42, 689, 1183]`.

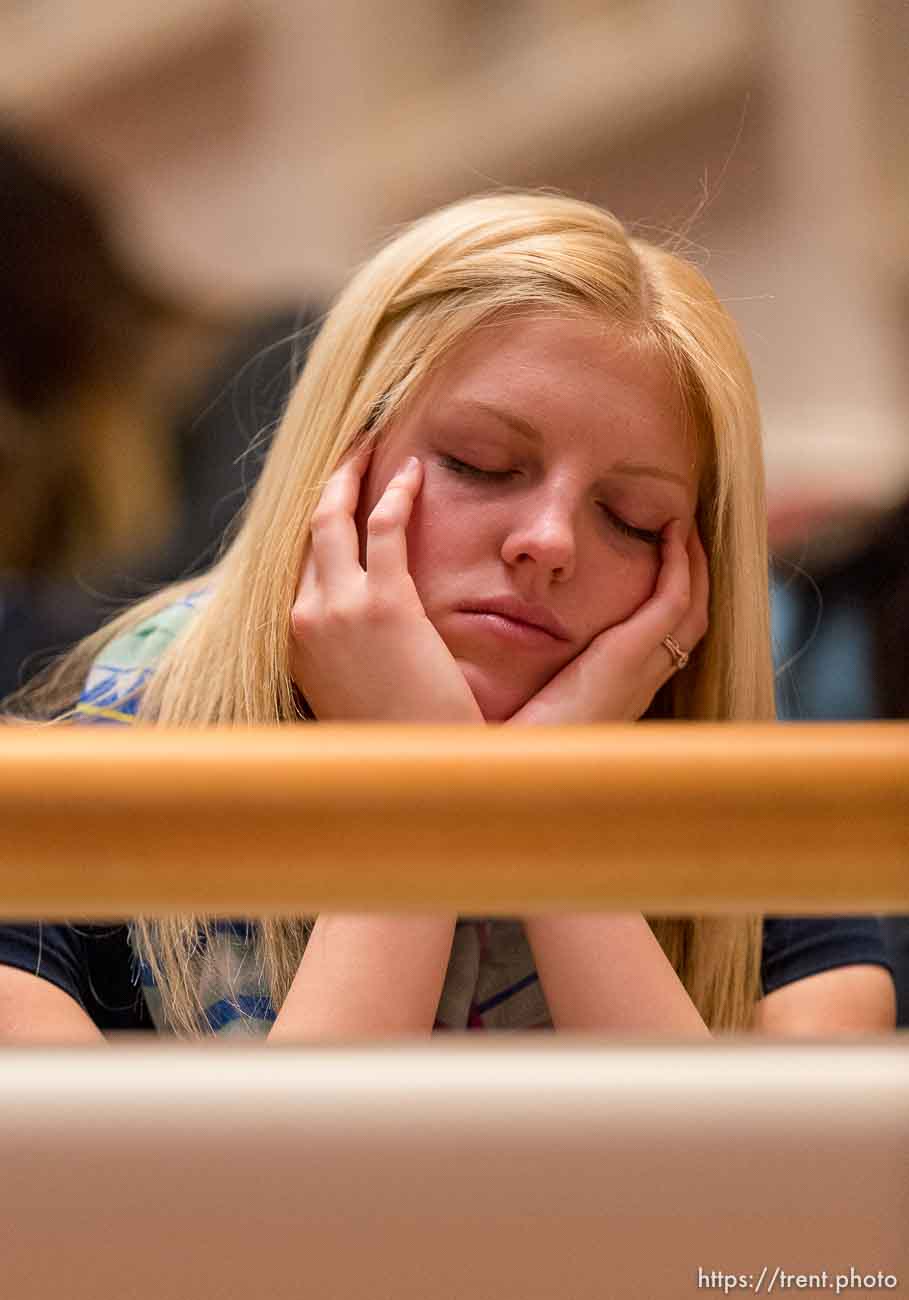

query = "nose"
[500, 491, 577, 582]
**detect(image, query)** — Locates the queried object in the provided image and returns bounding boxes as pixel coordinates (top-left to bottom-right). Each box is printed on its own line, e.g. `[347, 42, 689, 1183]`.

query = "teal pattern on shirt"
[74, 588, 552, 1036]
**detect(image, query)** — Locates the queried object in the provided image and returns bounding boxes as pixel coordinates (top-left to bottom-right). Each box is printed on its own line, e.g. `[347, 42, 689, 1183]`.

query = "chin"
[479, 700, 514, 724]
[459, 661, 530, 724]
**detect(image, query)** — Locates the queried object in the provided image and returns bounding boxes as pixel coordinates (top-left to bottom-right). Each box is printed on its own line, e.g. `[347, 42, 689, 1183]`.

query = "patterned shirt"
[74, 590, 553, 1036]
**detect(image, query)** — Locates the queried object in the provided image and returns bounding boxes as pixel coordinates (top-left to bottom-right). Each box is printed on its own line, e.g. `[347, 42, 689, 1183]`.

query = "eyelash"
[439, 455, 663, 546]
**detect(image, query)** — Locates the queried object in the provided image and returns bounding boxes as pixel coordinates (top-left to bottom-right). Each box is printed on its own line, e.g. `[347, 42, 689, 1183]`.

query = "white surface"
[4, 1040, 907, 1299]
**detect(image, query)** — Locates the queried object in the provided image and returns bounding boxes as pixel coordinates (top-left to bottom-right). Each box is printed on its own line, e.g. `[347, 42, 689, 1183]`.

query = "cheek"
[636, 548, 662, 600]
[405, 477, 479, 580]
[402, 491, 450, 598]
[589, 549, 661, 630]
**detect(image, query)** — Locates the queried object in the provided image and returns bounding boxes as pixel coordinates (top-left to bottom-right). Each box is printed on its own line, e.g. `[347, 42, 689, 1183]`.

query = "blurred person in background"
[772, 494, 909, 1026]
[0, 128, 316, 698]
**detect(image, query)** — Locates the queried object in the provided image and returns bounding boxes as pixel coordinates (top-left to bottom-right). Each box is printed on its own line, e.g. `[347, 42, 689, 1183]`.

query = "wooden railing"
[2, 723, 906, 917]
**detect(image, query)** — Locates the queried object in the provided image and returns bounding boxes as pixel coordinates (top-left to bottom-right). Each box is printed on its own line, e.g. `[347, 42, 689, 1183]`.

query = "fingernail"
[404, 456, 420, 473]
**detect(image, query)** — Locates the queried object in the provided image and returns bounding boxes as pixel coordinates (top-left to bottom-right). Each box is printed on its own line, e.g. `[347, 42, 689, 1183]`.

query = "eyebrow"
[451, 398, 691, 489]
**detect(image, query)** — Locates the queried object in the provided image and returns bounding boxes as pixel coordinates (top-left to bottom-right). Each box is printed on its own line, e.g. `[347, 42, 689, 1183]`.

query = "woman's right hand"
[289, 448, 483, 723]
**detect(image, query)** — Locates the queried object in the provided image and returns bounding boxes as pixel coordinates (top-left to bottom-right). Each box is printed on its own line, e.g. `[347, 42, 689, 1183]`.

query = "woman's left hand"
[506, 519, 708, 725]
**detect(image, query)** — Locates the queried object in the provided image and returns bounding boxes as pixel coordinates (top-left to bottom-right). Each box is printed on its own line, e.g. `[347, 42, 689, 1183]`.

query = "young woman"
[1, 191, 893, 1041]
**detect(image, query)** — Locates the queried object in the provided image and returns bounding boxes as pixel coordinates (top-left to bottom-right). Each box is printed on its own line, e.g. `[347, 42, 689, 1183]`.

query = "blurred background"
[0, 0, 907, 723]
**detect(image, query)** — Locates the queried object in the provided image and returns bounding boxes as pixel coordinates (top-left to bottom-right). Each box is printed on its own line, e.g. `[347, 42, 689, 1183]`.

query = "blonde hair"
[11, 191, 774, 1034]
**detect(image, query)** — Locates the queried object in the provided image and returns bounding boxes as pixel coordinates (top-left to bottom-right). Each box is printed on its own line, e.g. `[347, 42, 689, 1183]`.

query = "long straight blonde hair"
[11, 191, 774, 1034]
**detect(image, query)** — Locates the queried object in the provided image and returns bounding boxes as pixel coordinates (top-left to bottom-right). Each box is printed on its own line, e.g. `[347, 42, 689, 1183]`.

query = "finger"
[295, 539, 318, 604]
[620, 518, 692, 654]
[598, 518, 697, 680]
[364, 456, 423, 584]
[672, 523, 710, 653]
[289, 541, 320, 646]
[307, 448, 373, 586]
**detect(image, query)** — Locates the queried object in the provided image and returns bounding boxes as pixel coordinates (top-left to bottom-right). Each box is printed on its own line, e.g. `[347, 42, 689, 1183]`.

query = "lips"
[454, 597, 570, 640]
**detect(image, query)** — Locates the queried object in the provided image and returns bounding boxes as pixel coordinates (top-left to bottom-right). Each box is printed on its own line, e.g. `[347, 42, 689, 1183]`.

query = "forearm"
[524, 912, 710, 1036]
[267, 913, 457, 1043]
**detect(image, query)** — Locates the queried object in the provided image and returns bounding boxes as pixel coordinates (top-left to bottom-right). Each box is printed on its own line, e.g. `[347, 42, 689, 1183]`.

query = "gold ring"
[662, 635, 690, 671]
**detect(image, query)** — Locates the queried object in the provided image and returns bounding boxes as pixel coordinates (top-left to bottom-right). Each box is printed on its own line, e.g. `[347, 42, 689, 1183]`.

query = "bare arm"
[752, 965, 896, 1036]
[272, 451, 476, 1042]
[268, 914, 457, 1042]
[524, 913, 710, 1036]
[0, 966, 106, 1044]
[506, 526, 712, 1036]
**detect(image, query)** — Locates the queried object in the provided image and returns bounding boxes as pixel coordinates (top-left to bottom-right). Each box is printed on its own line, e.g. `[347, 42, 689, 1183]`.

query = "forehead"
[411, 311, 695, 477]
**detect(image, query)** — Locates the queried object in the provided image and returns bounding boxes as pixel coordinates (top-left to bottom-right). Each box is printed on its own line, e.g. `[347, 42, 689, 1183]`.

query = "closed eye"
[599, 505, 662, 546]
[442, 455, 662, 545]
[439, 454, 513, 481]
